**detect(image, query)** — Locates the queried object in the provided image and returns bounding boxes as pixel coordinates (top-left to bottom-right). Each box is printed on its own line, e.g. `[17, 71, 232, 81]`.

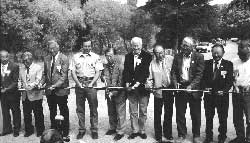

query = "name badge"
[221, 71, 227, 78]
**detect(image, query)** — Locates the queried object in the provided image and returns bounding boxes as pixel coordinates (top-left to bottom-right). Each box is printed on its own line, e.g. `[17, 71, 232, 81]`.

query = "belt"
[77, 76, 94, 81]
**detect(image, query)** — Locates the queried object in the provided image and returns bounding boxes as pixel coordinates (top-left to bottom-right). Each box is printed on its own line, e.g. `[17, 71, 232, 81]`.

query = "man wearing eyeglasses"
[171, 37, 205, 143]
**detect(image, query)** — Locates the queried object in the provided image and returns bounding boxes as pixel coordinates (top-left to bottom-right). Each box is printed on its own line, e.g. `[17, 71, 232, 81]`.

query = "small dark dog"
[40, 129, 64, 143]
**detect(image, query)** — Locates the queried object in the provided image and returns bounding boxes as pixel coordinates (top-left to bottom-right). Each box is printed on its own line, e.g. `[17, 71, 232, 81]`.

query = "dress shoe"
[128, 132, 139, 139]
[0, 130, 13, 136]
[229, 137, 245, 143]
[114, 134, 124, 141]
[218, 138, 226, 143]
[139, 133, 147, 139]
[13, 131, 19, 137]
[91, 132, 98, 139]
[193, 137, 202, 143]
[176, 136, 186, 143]
[203, 137, 213, 143]
[105, 129, 117, 135]
[165, 136, 174, 142]
[155, 138, 163, 143]
[24, 131, 34, 137]
[63, 136, 70, 142]
[76, 132, 85, 139]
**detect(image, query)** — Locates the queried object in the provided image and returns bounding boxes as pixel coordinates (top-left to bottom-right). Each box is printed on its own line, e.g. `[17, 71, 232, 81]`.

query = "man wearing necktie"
[146, 44, 174, 143]
[19, 52, 45, 137]
[41, 39, 70, 141]
[123, 37, 152, 139]
[171, 37, 205, 143]
[0, 49, 21, 137]
[202, 44, 233, 143]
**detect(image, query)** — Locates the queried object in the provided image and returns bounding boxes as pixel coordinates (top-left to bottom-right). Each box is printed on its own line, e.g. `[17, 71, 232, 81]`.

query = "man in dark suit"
[171, 37, 205, 143]
[202, 44, 233, 143]
[123, 37, 152, 139]
[0, 49, 21, 137]
[42, 40, 70, 141]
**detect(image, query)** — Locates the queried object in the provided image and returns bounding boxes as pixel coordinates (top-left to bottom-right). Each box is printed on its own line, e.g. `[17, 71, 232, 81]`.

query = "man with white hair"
[19, 51, 45, 137]
[123, 37, 152, 139]
[171, 36, 205, 143]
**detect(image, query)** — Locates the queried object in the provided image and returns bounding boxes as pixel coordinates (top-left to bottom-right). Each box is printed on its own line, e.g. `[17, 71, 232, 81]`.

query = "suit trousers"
[232, 93, 250, 141]
[107, 91, 127, 134]
[23, 98, 45, 134]
[75, 87, 98, 133]
[154, 91, 174, 140]
[46, 93, 69, 136]
[128, 88, 150, 134]
[0, 93, 21, 133]
[175, 91, 201, 138]
[204, 93, 229, 140]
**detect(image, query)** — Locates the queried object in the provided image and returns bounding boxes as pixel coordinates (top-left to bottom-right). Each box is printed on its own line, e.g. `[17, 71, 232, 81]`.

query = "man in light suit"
[171, 37, 205, 143]
[19, 52, 45, 137]
[0, 49, 21, 137]
[42, 40, 70, 140]
[123, 37, 152, 139]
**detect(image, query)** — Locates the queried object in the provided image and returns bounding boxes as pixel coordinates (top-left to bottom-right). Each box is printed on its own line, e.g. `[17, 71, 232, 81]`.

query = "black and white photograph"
[1, 0, 250, 143]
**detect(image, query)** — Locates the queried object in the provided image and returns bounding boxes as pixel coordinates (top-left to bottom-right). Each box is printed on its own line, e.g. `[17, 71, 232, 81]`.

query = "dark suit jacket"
[42, 53, 70, 96]
[202, 59, 233, 93]
[171, 52, 205, 98]
[1, 61, 20, 100]
[123, 50, 152, 87]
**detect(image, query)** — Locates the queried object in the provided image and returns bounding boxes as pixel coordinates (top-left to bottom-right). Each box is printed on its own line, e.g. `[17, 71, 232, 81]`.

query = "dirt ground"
[0, 41, 240, 143]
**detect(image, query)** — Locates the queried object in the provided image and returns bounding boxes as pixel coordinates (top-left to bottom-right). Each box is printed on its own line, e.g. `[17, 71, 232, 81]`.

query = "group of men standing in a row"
[0, 36, 250, 143]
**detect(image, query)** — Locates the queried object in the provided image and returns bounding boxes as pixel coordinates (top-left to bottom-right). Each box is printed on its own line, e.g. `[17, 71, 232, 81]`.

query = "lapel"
[177, 54, 183, 76]
[47, 56, 52, 80]
[208, 59, 214, 77]
[189, 53, 195, 77]
[6, 62, 13, 78]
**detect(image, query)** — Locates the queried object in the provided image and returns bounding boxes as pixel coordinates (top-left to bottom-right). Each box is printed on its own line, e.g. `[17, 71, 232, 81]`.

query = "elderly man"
[42, 40, 70, 140]
[229, 38, 250, 143]
[70, 39, 103, 139]
[19, 52, 45, 137]
[146, 44, 174, 143]
[0, 49, 21, 137]
[123, 37, 152, 139]
[171, 37, 205, 143]
[101, 48, 126, 141]
[202, 44, 233, 143]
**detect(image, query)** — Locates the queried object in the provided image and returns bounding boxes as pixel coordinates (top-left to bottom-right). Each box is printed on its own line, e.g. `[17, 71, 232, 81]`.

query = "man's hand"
[186, 85, 192, 93]
[25, 85, 34, 91]
[1, 88, 7, 93]
[109, 92, 113, 98]
[217, 91, 224, 96]
[48, 85, 55, 90]
[126, 83, 132, 91]
[131, 82, 140, 90]
[88, 83, 93, 88]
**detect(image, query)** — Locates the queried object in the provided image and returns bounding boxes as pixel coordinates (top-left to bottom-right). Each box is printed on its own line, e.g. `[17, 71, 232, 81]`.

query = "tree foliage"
[143, 0, 217, 50]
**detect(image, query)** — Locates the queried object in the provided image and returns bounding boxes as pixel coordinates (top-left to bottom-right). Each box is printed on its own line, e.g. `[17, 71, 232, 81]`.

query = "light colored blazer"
[42, 52, 70, 96]
[19, 62, 44, 101]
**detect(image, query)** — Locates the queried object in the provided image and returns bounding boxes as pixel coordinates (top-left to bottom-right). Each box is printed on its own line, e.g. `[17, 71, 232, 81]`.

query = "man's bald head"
[0, 49, 9, 65]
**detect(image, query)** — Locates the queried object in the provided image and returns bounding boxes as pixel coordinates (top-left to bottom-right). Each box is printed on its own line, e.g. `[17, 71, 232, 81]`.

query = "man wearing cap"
[123, 37, 152, 139]
[171, 36, 205, 143]
[19, 52, 45, 137]
[70, 39, 103, 140]
[42, 39, 70, 141]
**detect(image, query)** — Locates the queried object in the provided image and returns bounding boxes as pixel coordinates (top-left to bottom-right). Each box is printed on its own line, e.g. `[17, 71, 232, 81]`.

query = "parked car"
[231, 38, 239, 42]
[196, 42, 212, 53]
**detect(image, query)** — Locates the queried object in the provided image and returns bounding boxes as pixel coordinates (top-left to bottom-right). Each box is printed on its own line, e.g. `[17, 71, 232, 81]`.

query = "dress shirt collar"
[183, 52, 192, 58]
[79, 51, 92, 57]
[133, 51, 141, 57]
[1, 62, 9, 68]
[213, 58, 222, 65]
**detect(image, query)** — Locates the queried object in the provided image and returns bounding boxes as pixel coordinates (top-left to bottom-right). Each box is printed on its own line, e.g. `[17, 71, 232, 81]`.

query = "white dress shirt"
[182, 54, 191, 81]
[213, 59, 222, 72]
[1, 63, 9, 77]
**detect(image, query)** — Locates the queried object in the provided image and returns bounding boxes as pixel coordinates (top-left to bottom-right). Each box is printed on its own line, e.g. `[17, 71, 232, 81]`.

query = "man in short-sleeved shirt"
[70, 40, 103, 140]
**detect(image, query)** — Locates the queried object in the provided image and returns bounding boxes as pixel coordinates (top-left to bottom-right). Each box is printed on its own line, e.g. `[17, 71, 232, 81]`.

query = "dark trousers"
[204, 93, 229, 140]
[23, 98, 45, 134]
[46, 93, 69, 136]
[107, 96, 118, 130]
[75, 87, 98, 133]
[154, 91, 174, 140]
[0, 93, 21, 133]
[232, 93, 250, 140]
[175, 92, 201, 137]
